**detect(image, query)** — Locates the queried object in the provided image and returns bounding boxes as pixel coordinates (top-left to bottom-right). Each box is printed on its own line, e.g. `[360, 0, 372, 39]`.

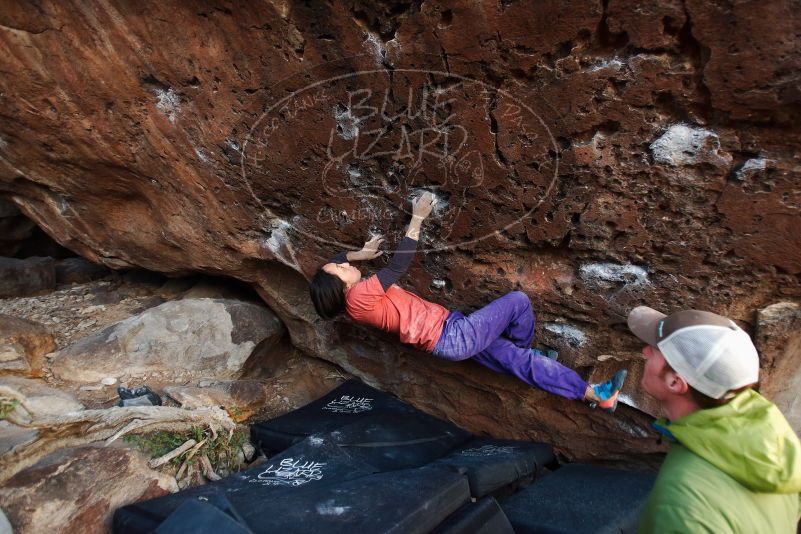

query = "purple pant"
[432, 291, 588, 400]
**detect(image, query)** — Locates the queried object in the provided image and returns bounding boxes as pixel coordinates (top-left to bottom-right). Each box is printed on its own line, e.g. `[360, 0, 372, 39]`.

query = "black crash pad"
[500, 464, 656, 534]
[248, 465, 470, 534]
[114, 439, 377, 534]
[115, 416, 471, 534]
[432, 496, 515, 534]
[250, 379, 417, 454]
[323, 411, 471, 472]
[153, 498, 252, 534]
[117, 462, 469, 534]
[433, 437, 555, 498]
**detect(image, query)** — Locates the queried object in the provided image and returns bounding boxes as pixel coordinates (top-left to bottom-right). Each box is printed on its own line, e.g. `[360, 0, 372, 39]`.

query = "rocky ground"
[1, 275, 170, 349]
[0, 256, 347, 533]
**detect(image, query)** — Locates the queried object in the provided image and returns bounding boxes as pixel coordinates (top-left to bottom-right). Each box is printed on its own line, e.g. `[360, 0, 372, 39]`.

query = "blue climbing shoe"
[591, 369, 628, 413]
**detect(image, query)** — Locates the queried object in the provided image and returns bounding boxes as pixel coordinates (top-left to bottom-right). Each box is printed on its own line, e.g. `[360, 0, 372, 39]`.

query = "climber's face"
[641, 344, 684, 402]
[322, 262, 362, 287]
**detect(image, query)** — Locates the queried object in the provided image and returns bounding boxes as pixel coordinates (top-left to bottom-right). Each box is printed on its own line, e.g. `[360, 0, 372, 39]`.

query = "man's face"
[322, 262, 362, 286]
[640, 345, 672, 401]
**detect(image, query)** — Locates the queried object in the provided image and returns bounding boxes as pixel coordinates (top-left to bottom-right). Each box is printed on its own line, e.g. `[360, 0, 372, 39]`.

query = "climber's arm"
[328, 235, 384, 264]
[375, 192, 435, 291]
[375, 236, 418, 291]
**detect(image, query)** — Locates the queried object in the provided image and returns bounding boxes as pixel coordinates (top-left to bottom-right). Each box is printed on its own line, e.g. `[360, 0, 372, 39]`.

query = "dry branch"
[199, 453, 221, 481]
[149, 438, 197, 469]
[175, 438, 207, 480]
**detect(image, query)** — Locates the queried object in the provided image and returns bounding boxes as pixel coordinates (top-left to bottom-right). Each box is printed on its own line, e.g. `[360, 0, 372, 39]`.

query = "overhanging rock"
[1, 0, 799, 460]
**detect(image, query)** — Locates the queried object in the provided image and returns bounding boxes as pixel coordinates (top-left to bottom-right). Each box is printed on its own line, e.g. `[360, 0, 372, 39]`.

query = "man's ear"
[665, 370, 689, 395]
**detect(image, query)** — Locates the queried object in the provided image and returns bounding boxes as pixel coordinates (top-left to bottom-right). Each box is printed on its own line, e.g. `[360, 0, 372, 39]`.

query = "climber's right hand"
[411, 191, 435, 220]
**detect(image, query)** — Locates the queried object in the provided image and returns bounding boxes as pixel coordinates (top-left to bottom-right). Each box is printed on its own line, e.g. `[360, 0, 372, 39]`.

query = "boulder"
[0, 421, 39, 456]
[0, 376, 84, 421]
[164, 354, 342, 422]
[164, 380, 270, 421]
[0, 445, 177, 533]
[0, 508, 10, 534]
[0, 257, 55, 298]
[54, 257, 110, 284]
[0, 315, 56, 377]
[49, 299, 284, 383]
[756, 302, 801, 431]
[1, 0, 799, 460]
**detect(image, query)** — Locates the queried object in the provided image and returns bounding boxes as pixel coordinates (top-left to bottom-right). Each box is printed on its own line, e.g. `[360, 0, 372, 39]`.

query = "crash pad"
[500, 463, 656, 534]
[250, 379, 416, 454]
[433, 437, 555, 498]
[432, 496, 514, 534]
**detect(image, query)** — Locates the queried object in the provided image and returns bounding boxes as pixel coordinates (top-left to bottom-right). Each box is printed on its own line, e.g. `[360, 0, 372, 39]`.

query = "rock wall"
[1, 0, 799, 461]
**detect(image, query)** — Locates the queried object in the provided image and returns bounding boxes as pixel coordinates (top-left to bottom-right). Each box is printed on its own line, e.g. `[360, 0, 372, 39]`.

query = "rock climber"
[628, 306, 801, 532]
[309, 191, 627, 411]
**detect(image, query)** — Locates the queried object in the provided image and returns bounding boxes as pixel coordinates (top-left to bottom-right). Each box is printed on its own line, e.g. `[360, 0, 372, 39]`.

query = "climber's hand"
[411, 191, 435, 220]
[354, 235, 384, 261]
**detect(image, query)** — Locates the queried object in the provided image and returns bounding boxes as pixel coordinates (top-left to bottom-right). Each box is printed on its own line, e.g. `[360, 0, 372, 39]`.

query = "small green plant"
[126, 426, 249, 474]
[205, 428, 248, 473]
[0, 398, 20, 420]
[125, 431, 191, 465]
[227, 405, 243, 421]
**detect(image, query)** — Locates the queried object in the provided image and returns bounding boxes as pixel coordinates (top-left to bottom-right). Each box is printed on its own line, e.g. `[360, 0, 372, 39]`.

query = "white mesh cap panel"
[658, 325, 760, 399]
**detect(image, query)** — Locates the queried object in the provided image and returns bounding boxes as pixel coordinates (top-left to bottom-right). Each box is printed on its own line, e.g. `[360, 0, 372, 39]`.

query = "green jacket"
[639, 389, 801, 533]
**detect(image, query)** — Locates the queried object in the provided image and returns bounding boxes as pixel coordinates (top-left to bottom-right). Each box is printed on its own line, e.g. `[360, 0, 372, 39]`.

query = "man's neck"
[664, 395, 702, 421]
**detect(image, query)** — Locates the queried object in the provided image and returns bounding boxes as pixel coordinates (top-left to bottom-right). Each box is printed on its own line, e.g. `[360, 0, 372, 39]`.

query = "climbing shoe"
[590, 369, 627, 413]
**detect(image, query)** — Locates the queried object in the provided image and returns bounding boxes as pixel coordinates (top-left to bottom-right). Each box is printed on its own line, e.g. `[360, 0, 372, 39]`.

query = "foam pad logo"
[322, 395, 374, 414]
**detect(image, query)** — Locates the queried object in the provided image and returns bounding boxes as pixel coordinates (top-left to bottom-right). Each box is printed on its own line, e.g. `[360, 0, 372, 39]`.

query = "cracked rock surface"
[0, 0, 799, 461]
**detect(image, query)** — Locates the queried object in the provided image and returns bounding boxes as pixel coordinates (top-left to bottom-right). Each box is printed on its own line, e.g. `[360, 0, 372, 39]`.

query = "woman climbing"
[309, 192, 627, 411]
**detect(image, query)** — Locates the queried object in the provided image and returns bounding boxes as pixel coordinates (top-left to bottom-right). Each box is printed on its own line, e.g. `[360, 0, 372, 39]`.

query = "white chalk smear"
[317, 501, 351, 516]
[154, 88, 181, 123]
[617, 391, 637, 409]
[544, 323, 587, 346]
[364, 31, 385, 65]
[334, 106, 362, 140]
[588, 57, 624, 72]
[262, 218, 301, 271]
[615, 417, 651, 437]
[579, 263, 649, 286]
[650, 124, 722, 166]
[225, 138, 241, 152]
[735, 157, 767, 181]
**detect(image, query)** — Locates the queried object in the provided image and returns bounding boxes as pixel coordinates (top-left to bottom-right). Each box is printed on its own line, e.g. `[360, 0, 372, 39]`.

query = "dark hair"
[309, 268, 346, 319]
[660, 362, 757, 409]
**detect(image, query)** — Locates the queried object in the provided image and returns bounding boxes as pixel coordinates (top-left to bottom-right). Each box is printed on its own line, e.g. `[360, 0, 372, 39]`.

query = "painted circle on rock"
[241, 69, 558, 253]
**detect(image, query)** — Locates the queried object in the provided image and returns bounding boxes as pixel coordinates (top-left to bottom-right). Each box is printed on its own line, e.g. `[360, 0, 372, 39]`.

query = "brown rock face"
[756, 302, 801, 431]
[0, 445, 177, 533]
[1, 1, 799, 460]
[0, 315, 56, 377]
